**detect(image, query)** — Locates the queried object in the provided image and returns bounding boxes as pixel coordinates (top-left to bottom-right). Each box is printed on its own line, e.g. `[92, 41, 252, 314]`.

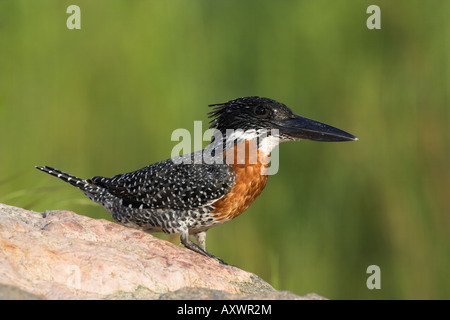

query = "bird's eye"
[254, 105, 268, 117]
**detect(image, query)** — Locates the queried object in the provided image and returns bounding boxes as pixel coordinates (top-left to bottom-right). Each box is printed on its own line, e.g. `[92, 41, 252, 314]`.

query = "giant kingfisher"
[36, 96, 357, 264]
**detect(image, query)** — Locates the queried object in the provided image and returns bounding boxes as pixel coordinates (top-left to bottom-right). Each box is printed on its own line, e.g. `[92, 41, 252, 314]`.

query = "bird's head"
[208, 96, 358, 144]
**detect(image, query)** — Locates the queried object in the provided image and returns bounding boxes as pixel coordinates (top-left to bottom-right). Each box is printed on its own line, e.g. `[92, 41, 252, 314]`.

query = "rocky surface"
[0, 203, 324, 300]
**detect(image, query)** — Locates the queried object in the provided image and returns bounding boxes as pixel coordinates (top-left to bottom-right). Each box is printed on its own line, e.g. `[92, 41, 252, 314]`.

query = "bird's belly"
[107, 202, 221, 235]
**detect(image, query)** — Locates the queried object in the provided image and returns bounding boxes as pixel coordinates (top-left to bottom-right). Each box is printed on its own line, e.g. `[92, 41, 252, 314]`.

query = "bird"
[36, 96, 357, 264]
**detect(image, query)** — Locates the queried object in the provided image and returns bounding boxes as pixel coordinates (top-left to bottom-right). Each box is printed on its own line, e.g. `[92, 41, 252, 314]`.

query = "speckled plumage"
[90, 151, 237, 234]
[36, 151, 236, 232]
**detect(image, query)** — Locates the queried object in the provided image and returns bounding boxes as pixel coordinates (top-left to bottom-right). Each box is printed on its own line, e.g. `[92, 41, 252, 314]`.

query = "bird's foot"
[180, 237, 228, 265]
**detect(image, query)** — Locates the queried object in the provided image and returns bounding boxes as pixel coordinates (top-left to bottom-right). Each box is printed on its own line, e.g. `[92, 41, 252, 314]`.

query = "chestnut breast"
[211, 141, 269, 222]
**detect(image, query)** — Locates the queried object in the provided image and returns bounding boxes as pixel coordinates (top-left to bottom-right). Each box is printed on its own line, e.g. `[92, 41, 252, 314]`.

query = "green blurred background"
[1, 0, 449, 299]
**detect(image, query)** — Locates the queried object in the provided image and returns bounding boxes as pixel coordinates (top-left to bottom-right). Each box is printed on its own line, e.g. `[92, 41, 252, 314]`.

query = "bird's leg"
[180, 230, 227, 265]
[194, 231, 207, 251]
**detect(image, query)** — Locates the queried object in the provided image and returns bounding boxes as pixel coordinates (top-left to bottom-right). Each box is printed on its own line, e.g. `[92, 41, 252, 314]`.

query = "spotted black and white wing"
[90, 153, 236, 211]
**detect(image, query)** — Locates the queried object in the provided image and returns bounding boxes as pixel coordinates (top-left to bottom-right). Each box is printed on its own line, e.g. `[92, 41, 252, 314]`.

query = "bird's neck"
[201, 129, 281, 176]
[207, 128, 281, 158]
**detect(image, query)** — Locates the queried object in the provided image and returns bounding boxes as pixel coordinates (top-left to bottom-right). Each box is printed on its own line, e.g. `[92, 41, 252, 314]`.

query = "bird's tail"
[35, 166, 101, 194]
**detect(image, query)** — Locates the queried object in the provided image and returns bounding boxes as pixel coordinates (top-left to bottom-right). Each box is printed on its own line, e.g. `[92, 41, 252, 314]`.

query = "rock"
[158, 287, 325, 300]
[0, 203, 324, 300]
[0, 284, 42, 300]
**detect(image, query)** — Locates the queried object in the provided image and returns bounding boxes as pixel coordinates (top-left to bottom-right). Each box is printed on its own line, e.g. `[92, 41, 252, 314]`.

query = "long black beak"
[272, 114, 358, 142]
